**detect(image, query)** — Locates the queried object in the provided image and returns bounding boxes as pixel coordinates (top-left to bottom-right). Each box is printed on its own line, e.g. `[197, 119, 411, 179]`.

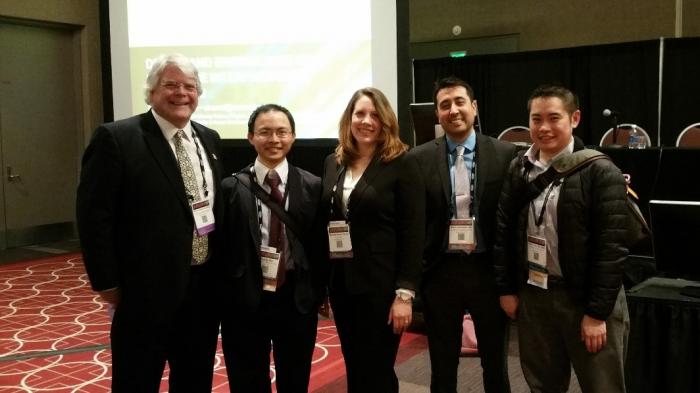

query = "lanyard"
[526, 165, 561, 228]
[329, 165, 349, 220]
[188, 129, 209, 199]
[250, 167, 290, 231]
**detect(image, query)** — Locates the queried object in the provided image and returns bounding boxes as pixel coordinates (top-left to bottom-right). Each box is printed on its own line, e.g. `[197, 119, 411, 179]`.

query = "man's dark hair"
[247, 103, 296, 134]
[527, 84, 579, 115]
[432, 76, 476, 105]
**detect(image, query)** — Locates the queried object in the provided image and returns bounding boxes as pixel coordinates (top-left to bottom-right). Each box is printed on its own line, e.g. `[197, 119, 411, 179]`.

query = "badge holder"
[192, 199, 215, 235]
[526, 235, 548, 289]
[260, 245, 282, 292]
[448, 217, 476, 253]
[328, 220, 353, 259]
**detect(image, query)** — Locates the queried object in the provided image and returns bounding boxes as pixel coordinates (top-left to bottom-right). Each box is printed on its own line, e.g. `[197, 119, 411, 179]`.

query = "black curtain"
[661, 37, 700, 146]
[220, 139, 335, 178]
[413, 40, 660, 146]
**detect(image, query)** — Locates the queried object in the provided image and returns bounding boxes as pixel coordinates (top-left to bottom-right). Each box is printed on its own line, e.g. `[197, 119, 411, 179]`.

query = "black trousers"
[330, 270, 401, 393]
[221, 276, 318, 393]
[422, 253, 511, 393]
[110, 263, 220, 393]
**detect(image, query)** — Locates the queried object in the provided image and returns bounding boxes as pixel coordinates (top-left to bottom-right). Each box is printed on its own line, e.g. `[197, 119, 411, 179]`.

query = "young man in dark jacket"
[494, 85, 630, 392]
[219, 104, 326, 392]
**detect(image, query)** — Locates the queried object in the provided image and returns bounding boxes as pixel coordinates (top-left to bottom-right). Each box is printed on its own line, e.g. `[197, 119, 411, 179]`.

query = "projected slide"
[110, 0, 395, 139]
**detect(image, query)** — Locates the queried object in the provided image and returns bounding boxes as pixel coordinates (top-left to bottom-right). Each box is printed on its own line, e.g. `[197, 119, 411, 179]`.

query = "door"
[0, 21, 79, 249]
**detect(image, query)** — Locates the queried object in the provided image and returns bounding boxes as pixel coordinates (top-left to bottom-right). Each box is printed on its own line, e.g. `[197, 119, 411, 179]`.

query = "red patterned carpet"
[0, 254, 426, 392]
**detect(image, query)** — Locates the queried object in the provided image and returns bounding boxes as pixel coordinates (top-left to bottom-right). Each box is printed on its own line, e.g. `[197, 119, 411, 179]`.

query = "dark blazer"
[220, 164, 325, 314]
[321, 152, 425, 295]
[76, 110, 223, 323]
[408, 134, 516, 272]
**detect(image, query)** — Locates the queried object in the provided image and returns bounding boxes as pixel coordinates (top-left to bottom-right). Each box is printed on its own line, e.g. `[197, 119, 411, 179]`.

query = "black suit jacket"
[408, 134, 516, 272]
[321, 153, 425, 295]
[76, 111, 223, 323]
[220, 164, 325, 314]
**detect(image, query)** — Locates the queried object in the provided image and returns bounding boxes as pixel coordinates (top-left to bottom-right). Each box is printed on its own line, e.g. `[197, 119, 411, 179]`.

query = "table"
[625, 277, 700, 393]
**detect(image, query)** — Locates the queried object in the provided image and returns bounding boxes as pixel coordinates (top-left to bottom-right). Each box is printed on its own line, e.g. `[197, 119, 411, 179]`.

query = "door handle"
[7, 166, 20, 182]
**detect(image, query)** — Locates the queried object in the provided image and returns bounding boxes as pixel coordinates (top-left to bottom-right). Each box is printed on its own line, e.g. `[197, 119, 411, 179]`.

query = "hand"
[388, 299, 413, 335]
[499, 295, 519, 319]
[98, 287, 121, 306]
[580, 314, 607, 353]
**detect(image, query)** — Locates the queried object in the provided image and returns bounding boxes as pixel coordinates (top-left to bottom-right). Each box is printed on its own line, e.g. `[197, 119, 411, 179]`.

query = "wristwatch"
[395, 290, 413, 303]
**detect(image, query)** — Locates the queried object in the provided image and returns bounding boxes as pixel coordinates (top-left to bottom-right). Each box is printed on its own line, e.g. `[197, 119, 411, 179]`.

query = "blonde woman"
[321, 87, 425, 393]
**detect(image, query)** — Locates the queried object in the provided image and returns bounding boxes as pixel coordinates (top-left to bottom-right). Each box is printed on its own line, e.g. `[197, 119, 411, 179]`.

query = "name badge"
[260, 245, 281, 292]
[328, 220, 353, 259]
[192, 199, 215, 235]
[526, 235, 548, 289]
[448, 218, 476, 253]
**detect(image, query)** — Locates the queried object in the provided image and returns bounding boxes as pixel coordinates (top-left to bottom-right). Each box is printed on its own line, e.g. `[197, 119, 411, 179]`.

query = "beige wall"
[684, 0, 700, 36]
[0, 0, 103, 144]
[410, 0, 696, 52]
[1, 0, 694, 132]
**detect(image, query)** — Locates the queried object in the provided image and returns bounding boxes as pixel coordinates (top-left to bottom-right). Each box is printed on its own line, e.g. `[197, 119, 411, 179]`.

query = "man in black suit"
[408, 76, 516, 393]
[76, 54, 222, 392]
[219, 104, 325, 393]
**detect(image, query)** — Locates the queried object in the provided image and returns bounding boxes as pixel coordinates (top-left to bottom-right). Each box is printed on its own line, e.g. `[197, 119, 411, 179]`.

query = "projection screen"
[109, 0, 397, 139]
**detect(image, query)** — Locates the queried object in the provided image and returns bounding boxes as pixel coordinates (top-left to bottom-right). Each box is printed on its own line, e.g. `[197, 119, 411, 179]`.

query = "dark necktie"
[265, 169, 286, 287]
[173, 130, 208, 264]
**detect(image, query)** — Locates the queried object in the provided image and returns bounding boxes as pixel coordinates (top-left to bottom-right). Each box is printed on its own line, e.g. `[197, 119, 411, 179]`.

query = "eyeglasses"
[254, 129, 293, 139]
[160, 80, 198, 93]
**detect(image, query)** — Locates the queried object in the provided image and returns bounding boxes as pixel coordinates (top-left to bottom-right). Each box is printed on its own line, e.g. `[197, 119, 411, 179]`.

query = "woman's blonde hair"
[335, 87, 407, 165]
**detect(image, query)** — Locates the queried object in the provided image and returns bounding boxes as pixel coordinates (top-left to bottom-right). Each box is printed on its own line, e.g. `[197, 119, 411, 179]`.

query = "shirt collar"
[152, 110, 193, 141]
[445, 131, 476, 154]
[253, 158, 289, 186]
[524, 137, 575, 168]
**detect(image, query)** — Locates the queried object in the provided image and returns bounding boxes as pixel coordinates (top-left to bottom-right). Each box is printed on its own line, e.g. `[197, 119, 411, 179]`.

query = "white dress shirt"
[523, 137, 575, 277]
[252, 158, 293, 269]
[153, 110, 216, 208]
